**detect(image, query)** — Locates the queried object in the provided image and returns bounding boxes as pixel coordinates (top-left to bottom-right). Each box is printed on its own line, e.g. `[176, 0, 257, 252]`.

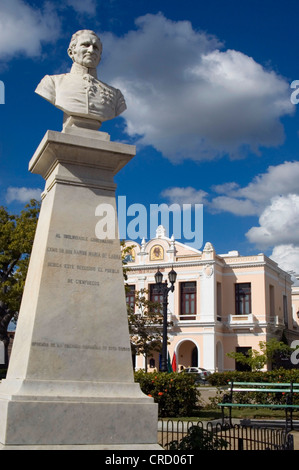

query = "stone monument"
[0, 30, 159, 450]
[35, 29, 127, 132]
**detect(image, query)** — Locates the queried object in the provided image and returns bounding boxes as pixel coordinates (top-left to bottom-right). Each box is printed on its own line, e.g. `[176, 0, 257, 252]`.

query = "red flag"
[171, 352, 177, 372]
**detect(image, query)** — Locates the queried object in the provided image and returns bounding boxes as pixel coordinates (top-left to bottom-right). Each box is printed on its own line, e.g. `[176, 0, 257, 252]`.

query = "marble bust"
[35, 30, 127, 131]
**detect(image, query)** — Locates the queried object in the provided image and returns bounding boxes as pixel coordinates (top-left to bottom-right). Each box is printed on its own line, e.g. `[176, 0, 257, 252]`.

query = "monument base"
[0, 444, 162, 450]
[0, 379, 159, 448]
[0, 131, 160, 449]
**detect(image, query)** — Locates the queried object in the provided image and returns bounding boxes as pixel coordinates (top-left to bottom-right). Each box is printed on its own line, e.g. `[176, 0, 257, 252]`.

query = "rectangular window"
[217, 282, 222, 321]
[269, 285, 275, 317]
[235, 346, 252, 371]
[235, 283, 251, 315]
[149, 284, 163, 313]
[126, 284, 135, 312]
[283, 295, 288, 327]
[180, 282, 197, 320]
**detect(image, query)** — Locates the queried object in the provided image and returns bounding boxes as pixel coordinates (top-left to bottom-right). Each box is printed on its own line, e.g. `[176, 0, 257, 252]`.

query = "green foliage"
[168, 425, 228, 450]
[208, 368, 299, 387]
[134, 370, 200, 417]
[120, 240, 134, 283]
[121, 242, 167, 371]
[127, 288, 164, 363]
[208, 368, 299, 406]
[226, 339, 294, 371]
[0, 200, 40, 346]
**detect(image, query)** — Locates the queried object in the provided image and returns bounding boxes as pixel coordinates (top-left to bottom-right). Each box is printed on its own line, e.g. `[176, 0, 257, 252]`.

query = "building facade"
[124, 226, 299, 372]
[291, 278, 299, 336]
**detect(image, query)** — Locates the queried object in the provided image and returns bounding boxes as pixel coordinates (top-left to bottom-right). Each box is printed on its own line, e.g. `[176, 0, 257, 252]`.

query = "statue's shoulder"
[40, 73, 69, 86]
[37, 73, 67, 83]
[35, 74, 69, 103]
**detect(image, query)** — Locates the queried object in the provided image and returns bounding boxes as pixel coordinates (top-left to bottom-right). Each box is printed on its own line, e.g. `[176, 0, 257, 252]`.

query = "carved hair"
[68, 30, 103, 59]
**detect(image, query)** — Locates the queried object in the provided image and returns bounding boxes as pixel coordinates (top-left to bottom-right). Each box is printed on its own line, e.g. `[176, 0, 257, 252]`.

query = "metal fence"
[158, 419, 294, 450]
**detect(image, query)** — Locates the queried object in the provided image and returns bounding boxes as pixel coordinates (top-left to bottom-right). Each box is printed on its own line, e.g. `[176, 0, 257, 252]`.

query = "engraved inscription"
[46, 232, 121, 285]
[75, 279, 99, 286]
[31, 341, 130, 352]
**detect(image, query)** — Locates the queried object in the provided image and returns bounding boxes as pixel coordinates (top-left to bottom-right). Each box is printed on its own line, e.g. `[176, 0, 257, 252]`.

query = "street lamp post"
[154, 267, 177, 373]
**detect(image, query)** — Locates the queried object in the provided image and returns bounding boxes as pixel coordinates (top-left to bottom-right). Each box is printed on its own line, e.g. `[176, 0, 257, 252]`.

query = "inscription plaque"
[45, 232, 121, 288]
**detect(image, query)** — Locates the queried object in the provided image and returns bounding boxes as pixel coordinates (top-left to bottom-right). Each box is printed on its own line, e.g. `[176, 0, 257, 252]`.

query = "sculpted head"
[68, 30, 103, 69]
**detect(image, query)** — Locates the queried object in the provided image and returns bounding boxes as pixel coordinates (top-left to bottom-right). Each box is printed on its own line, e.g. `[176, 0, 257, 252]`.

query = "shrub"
[168, 426, 228, 450]
[207, 368, 299, 406]
[208, 369, 299, 387]
[134, 370, 200, 417]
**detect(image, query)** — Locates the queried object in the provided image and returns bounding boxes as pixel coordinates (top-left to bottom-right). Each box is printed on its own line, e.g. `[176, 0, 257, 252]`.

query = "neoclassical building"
[124, 226, 299, 372]
[291, 278, 299, 333]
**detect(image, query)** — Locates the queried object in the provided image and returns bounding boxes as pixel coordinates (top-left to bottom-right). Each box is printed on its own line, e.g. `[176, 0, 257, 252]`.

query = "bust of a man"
[35, 30, 127, 131]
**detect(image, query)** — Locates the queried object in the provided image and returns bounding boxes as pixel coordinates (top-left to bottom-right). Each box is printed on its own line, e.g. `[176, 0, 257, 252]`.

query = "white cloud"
[66, 0, 96, 15]
[210, 196, 258, 216]
[212, 182, 240, 195]
[100, 13, 294, 162]
[0, 0, 61, 59]
[161, 187, 208, 206]
[246, 194, 299, 248]
[210, 161, 299, 215]
[162, 161, 299, 216]
[162, 188, 257, 215]
[270, 244, 299, 276]
[214, 165, 299, 271]
[221, 168, 299, 275]
[160, 162, 299, 274]
[6, 187, 42, 204]
[221, 161, 299, 203]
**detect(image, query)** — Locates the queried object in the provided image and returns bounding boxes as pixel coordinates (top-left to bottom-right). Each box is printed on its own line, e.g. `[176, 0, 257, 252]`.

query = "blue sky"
[1, 0, 299, 274]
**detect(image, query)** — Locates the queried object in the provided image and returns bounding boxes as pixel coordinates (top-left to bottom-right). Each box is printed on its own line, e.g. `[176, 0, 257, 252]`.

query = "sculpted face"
[69, 32, 102, 68]
[35, 29, 127, 128]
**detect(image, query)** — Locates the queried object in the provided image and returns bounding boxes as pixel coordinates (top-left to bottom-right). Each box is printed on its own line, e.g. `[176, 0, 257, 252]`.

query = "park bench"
[218, 381, 299, 431]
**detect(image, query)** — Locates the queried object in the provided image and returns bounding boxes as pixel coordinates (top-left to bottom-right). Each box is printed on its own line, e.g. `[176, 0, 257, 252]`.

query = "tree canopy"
[127, 287, 164, 371]
[0, 200, 40, 352]
[227, 338, 295, 371]
[122, 242, 166, 371]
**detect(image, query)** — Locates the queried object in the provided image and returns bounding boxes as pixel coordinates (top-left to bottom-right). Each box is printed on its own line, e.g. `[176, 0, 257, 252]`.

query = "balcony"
[170, 314, 201, 325]
[268, 315, 286, 334]
[227, 313, 255, 331]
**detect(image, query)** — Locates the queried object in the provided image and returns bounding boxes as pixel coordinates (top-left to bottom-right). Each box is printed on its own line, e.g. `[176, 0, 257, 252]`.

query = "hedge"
[134, 370, 201, 417]
[208, 369, 299, 406]
[208, 369, 299, 387]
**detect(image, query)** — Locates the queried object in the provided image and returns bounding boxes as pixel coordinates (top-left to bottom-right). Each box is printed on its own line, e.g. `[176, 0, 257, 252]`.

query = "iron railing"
[158, 419, 294, 450]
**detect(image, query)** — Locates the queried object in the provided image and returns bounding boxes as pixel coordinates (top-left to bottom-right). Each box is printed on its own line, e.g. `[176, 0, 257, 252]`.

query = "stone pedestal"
[0, 130, 160, 450]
